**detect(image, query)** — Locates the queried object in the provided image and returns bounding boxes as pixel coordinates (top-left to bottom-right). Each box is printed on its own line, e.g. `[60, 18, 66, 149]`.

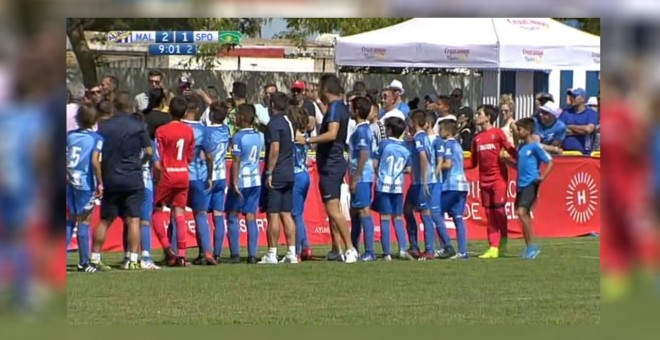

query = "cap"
[538, 102, 560, 116]
[291, 80, 306, 90]
[586, 96, 598, 107]
[536, 92, 554, 103]
[567, 88, 587, 98]
[424, 93, 439, 103]
[380, 108, 406, 122]
[436, 114, 457, 123]
[177, 76, 194, 87]
[386, 80, 405, 95]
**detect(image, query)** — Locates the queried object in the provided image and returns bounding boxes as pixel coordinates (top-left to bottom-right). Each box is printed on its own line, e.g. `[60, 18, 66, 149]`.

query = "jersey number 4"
[385, 155, 406, 175]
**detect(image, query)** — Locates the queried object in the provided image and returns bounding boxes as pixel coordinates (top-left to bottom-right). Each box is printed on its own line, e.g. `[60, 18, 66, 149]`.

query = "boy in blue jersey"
[403, 110, 438, 260]
[438, 119, 469, 259]
[66, 106, 104, 272]
[203, 101, 232, 262]
[226, 104, 264, 264]
[513, 118, 554, 259]
[348, 97, 378, 261]
[289, 106, 313, 260]
[182, 101, 216, 265]
[372, 117, 412, 261]
[138, 139, 160, 269]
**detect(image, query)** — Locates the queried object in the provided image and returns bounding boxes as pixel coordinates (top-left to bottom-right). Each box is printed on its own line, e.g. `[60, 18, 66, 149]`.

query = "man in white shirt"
[380, 88, 406, 122]
[66, 82, 85, 132]
[134, 70, 165, 112]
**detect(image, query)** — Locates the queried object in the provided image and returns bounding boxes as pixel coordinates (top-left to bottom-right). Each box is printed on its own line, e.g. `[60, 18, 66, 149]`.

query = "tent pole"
[495, 68, 501, 127]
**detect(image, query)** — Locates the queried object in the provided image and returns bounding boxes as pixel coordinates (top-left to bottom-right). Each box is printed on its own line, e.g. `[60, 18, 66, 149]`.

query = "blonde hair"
[499, 94, 515, 112]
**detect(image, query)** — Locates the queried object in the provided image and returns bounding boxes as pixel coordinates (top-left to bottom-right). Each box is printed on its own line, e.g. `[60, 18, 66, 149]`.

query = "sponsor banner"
[68, 157, 600, 252]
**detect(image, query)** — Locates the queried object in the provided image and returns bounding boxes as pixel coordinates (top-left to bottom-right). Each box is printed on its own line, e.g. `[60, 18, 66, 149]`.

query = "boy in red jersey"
[465, 105, 518, 259]
[152, 96, 195, 266]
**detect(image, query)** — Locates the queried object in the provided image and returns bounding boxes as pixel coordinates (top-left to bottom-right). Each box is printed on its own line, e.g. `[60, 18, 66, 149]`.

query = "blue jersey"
[231, 128, 263, 188]
[349, 122, 376, 183]
[375, 138, 411, 193]
[410, 131, 436, 185]
[428, 133, 445, 184]
[294, 139, 310, 174]
[183, 120, 208, 181]
[142, 140, 159, 191]
[204, 123, 231, 181]
[517, 141, 552, 188]
[67, 129, 103, 191]
[442, 138, 469, 192]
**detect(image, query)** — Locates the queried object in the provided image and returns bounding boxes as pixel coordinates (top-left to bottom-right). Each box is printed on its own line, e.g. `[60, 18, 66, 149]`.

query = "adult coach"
[259, 92, 297, 264]
[91, 105, 152, 271]
[296, 74, 358, 263]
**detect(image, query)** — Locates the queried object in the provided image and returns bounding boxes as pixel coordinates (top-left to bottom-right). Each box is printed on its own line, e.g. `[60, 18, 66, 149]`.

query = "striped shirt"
[375, 137, 411, 193]
[442, 138, 469, 192]
[231, 128, 263, 188]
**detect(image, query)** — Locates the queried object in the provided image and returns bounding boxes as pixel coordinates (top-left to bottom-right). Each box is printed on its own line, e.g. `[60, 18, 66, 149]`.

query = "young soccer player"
[138, 139, 160, 269]
[289, 106, 313, 260]
[404, 109, 438, 260]
[226, 104, 264, 264]
[439, 118, 469, 259]
[372, 117, 412, 260]
[152, 96, 195, 267]
[203, 101, 232, 262]
[348, 97, 377, 261]
[466, 105, 518, 259]
[512, 118, 553, 259]
[182, 100, 216, 265]
[66, 105, 103, 272]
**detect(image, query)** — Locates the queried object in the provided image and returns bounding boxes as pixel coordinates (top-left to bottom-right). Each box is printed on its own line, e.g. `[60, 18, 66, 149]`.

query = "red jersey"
[155, 121, 195, 188]
[468, 127, 518, 187]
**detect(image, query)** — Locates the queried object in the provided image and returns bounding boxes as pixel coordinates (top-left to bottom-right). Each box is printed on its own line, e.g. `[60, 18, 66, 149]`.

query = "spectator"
[379, 80, 410, 118]
[253, 83, 277, 128]
[67, 82, 85, 132]
[365, 92, 385, 147]
[114, 91, 133, 114]
[587, 96, 599, 112]
[535, 92, 556, 119]
[134, 70, 164, 112]
[559, 88, 598, 154]
[226, 81, 249, 134]
[424, 93, 439, 113]
[176, 75, 194, 96]
[499, 94, 516, 146]
[450, 88, 474, 118]
[291, 80, 317, 132]
[379, 88, 406, 122]
[432, 95, 454, 133]
[100, 75, 118, 102]
[587, 95, 601, 151]
[86, 84, 103, 105]
[458, 113, 475, 152]
[142, 87, 171, 140]
[533, 102, 566, 155]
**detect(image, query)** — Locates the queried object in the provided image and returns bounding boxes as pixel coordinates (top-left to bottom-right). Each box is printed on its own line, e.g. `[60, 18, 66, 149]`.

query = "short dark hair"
[144, 87, 165, 113]
[169, 96, 188, 119]
[209, 101, 229, 124]
[438, 95, 451, 107]
[287, 105, 309, 132]
[206, 85, 219, 99]
[264, 83, 278, 92]
[103, 75, 119, 89]
[424, 110, 437, 125]
[352, 81, 367, 94]
[270, 92, 289, 112]
[319, 73, 344, 96]
[477, 104, 499, 125]
[236, 103, 256, 126]
[186, 96, 199, 112]
[516, 117, 536, 133]
[76, 105, 97, 129]
[385, 117, 406, 139]
[440, 120, 458, 136]
[96, 100, 113, 115]
[147, 70, 163, 78]
[351, 97, 371, 120]
[231, 81, 248, 99]
[114, 91, 132, 112]
[410, 109, 427, 128]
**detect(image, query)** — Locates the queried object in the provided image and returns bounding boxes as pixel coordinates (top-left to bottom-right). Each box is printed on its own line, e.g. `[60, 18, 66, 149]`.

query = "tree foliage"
[277, 18, 409, 46]
[555, 18, 600, 36]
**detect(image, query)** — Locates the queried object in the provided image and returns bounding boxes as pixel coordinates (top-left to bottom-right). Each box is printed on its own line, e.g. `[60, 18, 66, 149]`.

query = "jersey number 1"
[176, 138, 184, 160]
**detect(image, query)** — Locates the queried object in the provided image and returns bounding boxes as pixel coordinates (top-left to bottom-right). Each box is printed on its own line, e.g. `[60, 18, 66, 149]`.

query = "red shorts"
[480, 182, 507, 208]
[155, 185, 189, 208]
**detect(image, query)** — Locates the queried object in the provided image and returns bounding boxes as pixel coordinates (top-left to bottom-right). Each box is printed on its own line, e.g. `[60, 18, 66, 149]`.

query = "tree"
[277, 18, 409, 46]
[555, 18, 600, 36]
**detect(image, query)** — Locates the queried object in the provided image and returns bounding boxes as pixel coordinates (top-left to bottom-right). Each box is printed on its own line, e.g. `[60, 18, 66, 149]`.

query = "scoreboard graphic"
[107, 31, 243, 55]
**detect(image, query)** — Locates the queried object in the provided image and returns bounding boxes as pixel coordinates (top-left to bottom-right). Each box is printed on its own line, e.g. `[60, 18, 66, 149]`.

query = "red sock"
[152, 211, 171, 249]
[493, 206, 508, 240]
[485, 209, 500, 248]
[176, 214, 187, 257]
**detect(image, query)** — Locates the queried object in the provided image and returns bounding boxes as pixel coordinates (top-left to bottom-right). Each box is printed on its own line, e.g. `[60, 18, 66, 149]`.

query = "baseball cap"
[587, 96, 598, 107]
[538, 102, 560, 117]
[291, 80, 306, 91]
[380, 108, 406, 122]
[436, 114, 457, 123]
[424, 93, 439, 103]
[177, 76, 194, 86]
[536, 92, 554, 103]
[567, 88, 587, 98]
[386, 80, 405, 95]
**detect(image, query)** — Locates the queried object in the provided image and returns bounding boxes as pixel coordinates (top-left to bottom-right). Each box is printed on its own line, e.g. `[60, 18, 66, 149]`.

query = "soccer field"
[66, 238, 600, 325]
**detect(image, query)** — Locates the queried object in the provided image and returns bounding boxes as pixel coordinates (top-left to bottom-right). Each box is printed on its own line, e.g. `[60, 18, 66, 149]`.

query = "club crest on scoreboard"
[107, 31, 132, 43]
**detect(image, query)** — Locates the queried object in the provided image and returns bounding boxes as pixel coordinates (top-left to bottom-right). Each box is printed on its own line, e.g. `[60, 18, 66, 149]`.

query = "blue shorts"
[140, 189, 154, 221]
[292, 172, 310, 216]
[441, 191, 467, 218]
[189, 180, 211, 212]
[66, 185, 95, 217]
[430, 182, 443, 212]
[226, 186, 261, 215]
[372, 192, 404, 215]
[351, 182, 373, 209]
[208, 180, 227, 212]
[406, 184, 436, 211]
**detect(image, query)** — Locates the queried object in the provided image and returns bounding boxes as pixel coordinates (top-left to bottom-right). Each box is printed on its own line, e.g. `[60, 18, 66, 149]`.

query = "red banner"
[68, 157, 600, 252]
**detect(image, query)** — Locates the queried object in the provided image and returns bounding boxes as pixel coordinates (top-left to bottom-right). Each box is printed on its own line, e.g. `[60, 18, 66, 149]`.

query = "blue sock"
[361, 216, 375, 257]
[213, 215, 226, 258]
[76, 223, 91, 265]
[168, 218, 178, 254]
[454, 216, 468, 254]
[227, 214, 240, 256]
[294, 214, 306, 254]
[380, 217, 391, 256]
[66, 220, 75, 249]
[140, 223, 152, 261]
[350, 216, 362, 253]
[393, 218, 408, 252]
[247, 219, 258, 257]
[195, 212, 212, 255]
[421, 214, 435, 253]
[432, 211, 451, 247]
[404, 211, 418, 251]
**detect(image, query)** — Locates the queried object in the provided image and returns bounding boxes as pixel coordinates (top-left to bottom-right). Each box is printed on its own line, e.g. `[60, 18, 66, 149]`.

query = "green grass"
[66, 238, 600, 325]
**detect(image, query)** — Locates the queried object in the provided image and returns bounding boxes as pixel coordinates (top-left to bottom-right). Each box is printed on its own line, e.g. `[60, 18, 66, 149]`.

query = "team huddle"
[66, 74, 554, 272]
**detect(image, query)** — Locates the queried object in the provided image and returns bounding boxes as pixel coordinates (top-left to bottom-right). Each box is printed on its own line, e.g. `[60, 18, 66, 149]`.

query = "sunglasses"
[292, 88, 303, 94]
[451, 94, 462, 98]
[89, 90, 101, 95]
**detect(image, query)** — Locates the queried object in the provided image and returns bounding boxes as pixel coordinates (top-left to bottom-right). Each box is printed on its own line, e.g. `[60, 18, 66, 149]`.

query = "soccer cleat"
[258, 254, 278, 264]
[247, 256, 258, 264]
[478, 247, 499, 259]
[407, 248, 422, 259]
[227, 255, 242, 264]
[77, 263, 99, 273]
[360, 253, 377, 262]
[437, 246, 456, 260]
[398, 251, 415, 261]
[500, 238, 509, 257]
[434, 248, 446, 259]
[523, 245, 541, 259]
[326, 251, 343, 261]
[90, 260, 112, 272]
[172, 257, 190, 267]
[383, 255, 393, 261]
[140, 260, 161, 270]
[121, 260, 140, 270]
[344, 249, 358, 263]
[450, 252, 469, 260]
[163, 247, 176, 266]
[192, 256, 205, 265]
[300, 248, 313, 261]
[280, 254, 299, 264]
[417, 251, 435, 261]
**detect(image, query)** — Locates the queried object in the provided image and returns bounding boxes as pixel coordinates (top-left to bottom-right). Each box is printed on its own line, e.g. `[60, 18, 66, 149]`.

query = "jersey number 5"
[68, 146, 82, 168]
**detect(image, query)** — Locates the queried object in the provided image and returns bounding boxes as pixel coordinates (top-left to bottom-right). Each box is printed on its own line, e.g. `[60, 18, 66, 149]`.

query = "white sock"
[124, 252, 130, 260]
[141, 250, 150, 259]
[268, 247, 277, 257]
[91, 253, 101, 262]
[288, 246, 296, 256]
[130, 253, 139, 262]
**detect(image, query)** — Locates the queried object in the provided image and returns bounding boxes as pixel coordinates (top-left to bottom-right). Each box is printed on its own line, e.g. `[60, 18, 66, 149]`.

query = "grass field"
[66, 238, 600, 325]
